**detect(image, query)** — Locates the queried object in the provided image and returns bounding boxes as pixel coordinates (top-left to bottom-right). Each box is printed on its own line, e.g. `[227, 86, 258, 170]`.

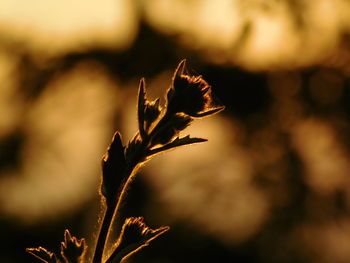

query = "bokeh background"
[1, 0, 350, 262]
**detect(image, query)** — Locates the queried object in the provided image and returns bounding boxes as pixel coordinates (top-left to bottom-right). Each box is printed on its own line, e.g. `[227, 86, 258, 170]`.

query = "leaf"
[26, 247, 58, 263]
[191, 106, 225, 118]
[101, 131, 127, 203]
[137, 78, 147, 139]
[147, 135, 207, 157]
[173, 59, 186, 80]
[60, 230, 86, 263]
[105, 217, 169, 263]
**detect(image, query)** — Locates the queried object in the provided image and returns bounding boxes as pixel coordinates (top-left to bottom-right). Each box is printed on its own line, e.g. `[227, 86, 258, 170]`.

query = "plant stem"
[92, 162, 141, 263]
[92, 111, 172, 263]
[104, 242, 125, 263]
[92, 202, 115, 263]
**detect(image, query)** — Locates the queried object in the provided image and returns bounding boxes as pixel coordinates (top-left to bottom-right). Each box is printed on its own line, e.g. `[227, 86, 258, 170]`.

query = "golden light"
[0, 49, 23, 138]
[143, 0, 350, 70]
[292, 118, 350, 196]
[0, 0, 138, 55]
[298, 218, 350, 263]
[0, 61, 120, 223]
[144, 116, 270, 244]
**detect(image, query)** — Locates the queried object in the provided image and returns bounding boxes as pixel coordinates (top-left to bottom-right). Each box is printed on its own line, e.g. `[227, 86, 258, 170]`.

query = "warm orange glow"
[143, 0, 350, 69]
[0, 0, 138, 55]
[298, 219, 350, 263]
[292, 118, 350, 196]
[0, 61, 120, 223]
[0, 50, 24, 137]
[141, 116, 270, 243]
[0, 2, 349, 262]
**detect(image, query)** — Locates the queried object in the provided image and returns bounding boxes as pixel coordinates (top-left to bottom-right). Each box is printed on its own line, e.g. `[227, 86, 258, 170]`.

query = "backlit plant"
[27, 60, 224, 263]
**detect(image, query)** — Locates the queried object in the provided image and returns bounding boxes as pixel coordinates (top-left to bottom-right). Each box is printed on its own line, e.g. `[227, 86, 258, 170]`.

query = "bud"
[101, 131, 127, 203]
[166, 60, 223, 117]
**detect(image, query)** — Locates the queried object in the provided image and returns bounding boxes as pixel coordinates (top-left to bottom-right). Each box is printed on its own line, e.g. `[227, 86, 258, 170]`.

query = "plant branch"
[92, 200, 116, 263]
[92, 148, 144, 263]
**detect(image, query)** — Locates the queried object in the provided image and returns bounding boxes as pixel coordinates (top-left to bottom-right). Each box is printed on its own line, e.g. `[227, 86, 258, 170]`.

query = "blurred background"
[1, 0, 350, 262]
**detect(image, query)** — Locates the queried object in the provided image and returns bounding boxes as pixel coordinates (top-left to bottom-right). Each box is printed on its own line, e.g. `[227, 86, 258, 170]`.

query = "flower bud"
[101, 132, 127, 203]
[166, 60, 220, 117]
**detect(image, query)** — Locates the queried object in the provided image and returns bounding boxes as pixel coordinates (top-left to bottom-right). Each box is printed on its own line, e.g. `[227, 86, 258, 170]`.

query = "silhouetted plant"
[27, 60, 224, 263]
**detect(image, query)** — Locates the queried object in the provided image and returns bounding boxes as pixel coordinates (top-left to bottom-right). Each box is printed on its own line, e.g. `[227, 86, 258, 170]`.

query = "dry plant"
[27, 60, 224, 263]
